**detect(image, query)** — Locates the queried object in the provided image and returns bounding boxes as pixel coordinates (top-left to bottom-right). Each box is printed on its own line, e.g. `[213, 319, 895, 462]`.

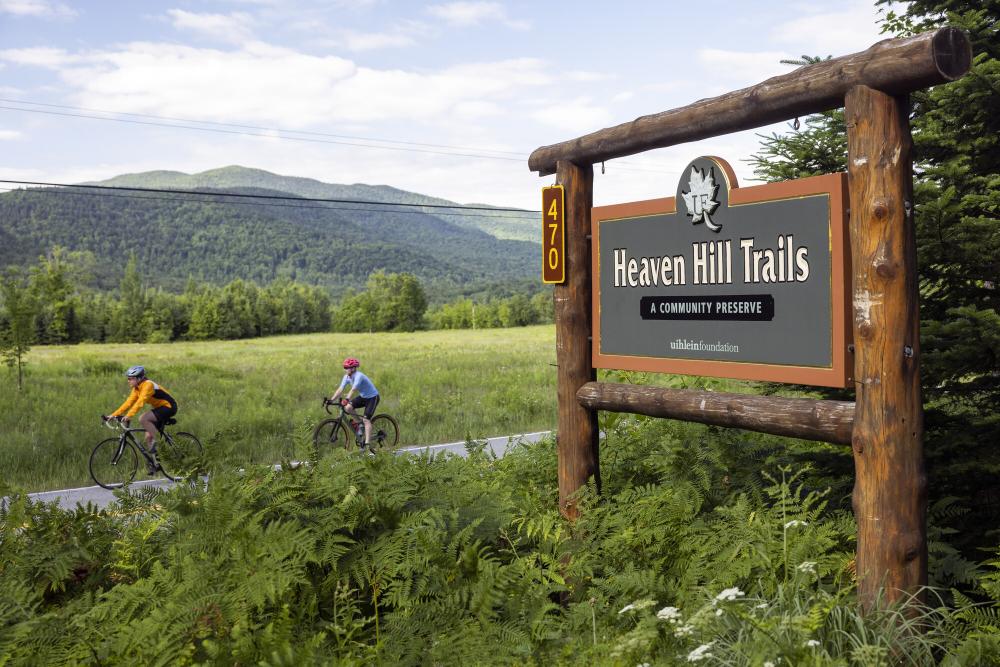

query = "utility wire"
[0, 105, 528, 162]
[0, 179, 541, 218]
[0, 97, 527, 157]
[0, 98, 674, 174]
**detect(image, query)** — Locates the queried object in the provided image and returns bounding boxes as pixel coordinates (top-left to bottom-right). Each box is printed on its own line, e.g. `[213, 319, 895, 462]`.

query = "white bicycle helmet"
[125, 365, 146, 378]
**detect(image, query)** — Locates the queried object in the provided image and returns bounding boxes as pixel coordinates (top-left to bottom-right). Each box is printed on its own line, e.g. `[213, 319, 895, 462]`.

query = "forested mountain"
[86, 165, 537, 243]
[0, 167, 540, 300]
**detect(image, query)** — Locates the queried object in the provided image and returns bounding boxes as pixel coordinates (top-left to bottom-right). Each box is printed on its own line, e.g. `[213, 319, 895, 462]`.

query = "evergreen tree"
[749, 3, 1000, 553]
[0, 269, 37, 390]
[29, 247, 78, 344]
[109, 253, 147, 342]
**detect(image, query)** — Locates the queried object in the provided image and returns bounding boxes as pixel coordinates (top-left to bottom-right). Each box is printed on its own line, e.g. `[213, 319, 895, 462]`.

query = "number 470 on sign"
[541, 185, 565, 284]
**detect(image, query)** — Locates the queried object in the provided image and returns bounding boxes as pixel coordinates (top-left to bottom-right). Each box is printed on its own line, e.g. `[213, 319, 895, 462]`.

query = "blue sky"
[0, 1, 889, 209]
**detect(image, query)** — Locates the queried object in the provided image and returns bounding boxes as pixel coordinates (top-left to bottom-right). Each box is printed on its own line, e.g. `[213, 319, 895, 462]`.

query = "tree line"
[0, 247, 554, 386]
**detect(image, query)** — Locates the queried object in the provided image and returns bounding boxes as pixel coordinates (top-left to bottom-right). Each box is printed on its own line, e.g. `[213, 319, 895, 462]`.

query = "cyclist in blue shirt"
[329, 357, 380, 449]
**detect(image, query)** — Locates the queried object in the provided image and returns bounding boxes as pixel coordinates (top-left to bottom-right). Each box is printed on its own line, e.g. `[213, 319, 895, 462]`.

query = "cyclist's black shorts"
[350, 394, 379, 420]
[151, 401, 178, 430]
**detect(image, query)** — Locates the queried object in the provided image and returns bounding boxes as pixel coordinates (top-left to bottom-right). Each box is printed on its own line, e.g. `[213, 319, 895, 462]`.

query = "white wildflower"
[715, 587, 745, 602]
[797, 561, 818, 574]
[784, 520, 808, 529]
[619, 598, 656, 615]
[656, 606, 681, 622]
[637, 663, 650, 667]
[687, 642, 715, 662]
[805, 639, 821, 648]
[764, 662, 776, 667]
[755, 602, 769, 609]
[674, 623, 694, 637]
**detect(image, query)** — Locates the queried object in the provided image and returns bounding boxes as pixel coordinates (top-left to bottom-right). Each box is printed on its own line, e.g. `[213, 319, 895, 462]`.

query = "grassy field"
[0, 325, 557, 492]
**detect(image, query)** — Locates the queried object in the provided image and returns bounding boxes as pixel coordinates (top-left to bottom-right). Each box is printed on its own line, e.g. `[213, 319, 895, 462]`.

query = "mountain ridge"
[84, 165, 537, 243]
[0, 166, 542, 302]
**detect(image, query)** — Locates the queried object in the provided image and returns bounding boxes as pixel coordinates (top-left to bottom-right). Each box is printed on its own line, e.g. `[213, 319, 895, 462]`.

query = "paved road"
[23, 431, 550, 511]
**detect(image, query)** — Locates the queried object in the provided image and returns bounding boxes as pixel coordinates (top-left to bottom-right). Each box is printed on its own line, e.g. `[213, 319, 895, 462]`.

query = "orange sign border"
[591, 171, 853, 387]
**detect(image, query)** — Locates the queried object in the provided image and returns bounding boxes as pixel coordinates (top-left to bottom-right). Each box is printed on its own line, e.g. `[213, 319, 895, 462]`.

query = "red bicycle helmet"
[343, 357, 360, 369]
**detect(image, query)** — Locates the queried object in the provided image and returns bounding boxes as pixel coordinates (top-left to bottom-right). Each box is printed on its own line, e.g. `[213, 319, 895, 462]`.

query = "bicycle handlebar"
[102, 415, 126, 431]
[323, 397, 352, 416]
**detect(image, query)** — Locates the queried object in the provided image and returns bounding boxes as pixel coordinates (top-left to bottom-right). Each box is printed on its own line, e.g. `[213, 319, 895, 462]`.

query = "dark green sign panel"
[592, 156, 852, 387]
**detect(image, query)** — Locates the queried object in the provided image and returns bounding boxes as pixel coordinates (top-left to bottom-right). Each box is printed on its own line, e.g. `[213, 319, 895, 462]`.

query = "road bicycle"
[313, 399, 400, 455]
[89, 416, 203, 490]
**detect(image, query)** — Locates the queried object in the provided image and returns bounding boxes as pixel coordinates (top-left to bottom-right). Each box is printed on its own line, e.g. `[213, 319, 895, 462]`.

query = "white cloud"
[309, 19, 432, 52]
[339, 29, 416, 52]
[427, 2, 529, 30]
[452, 100, 503, 119]
[0, 46, 78, 67]
[0, 130, 23, 140]
[531, 97, 613, 135]
[12, 40, 554, 130]
[167, 9, 256, 44]
[0, 0, 75, 17]
[567, 70, 610, 83]
[771, 2, 885, 56]
[333, 58, 550, 123]
[696, 49, 792, 89]
[65, 42, 358, 128]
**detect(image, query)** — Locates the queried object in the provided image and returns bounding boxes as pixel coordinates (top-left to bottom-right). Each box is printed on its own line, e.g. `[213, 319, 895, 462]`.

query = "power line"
[0, 104, 529, 162]
[0, 97, 527, 157]
[0, 179, 541, 219]
[0, 97, 675, 174]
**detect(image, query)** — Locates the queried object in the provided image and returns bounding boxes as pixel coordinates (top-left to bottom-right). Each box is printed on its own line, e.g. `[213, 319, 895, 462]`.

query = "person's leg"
[362, 396, 379, 446]
[139, 411, 158, 448]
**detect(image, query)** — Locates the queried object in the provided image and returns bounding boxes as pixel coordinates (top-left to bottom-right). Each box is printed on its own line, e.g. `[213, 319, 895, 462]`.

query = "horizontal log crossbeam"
[528, 27, 970, 176]
[577, 381, 855, 445]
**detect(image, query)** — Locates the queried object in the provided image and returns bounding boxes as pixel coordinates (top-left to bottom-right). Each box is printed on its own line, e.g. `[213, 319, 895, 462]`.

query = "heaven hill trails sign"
[592, 156, 852, 387]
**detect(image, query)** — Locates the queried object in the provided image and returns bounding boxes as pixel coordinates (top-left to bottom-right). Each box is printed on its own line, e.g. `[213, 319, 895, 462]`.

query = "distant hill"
[0, 167, 541, 301]
[86, 166, 538, 243]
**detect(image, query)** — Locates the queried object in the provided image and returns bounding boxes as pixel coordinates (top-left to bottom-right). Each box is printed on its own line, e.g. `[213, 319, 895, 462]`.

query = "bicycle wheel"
[159, 432, 203, 481]
[89, 438, 138, 489]
[369, 414, 400, 452]
[313, 418, 350, 453]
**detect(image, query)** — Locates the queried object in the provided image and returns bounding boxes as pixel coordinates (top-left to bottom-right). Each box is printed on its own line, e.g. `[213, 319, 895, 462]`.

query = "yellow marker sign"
[541, 185, 565, 284]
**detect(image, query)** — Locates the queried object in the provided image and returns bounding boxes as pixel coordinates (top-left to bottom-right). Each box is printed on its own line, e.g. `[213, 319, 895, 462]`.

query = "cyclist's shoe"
[147, 447, 159, 475]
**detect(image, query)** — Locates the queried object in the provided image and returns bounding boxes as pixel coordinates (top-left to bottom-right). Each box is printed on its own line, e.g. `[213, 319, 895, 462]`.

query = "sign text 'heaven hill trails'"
[592, 156, 853, 387]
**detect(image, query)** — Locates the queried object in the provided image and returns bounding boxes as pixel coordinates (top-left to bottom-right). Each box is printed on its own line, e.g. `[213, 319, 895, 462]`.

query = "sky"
[0, 0, 890, 211]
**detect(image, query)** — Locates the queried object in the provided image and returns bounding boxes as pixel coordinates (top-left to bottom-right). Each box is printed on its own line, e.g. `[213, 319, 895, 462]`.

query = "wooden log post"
[577, 382, 855, 445]
[555, 160, 599, 519]
[845, 86, 926, 608]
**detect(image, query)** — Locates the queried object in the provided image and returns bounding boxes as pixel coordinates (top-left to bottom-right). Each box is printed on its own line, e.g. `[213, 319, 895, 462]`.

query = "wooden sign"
[592, 156, 852, 387]
[542, 185, 565, 284]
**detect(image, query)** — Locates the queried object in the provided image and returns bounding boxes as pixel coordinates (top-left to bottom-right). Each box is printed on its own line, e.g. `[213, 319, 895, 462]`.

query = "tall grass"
[0, 326, 557, 491]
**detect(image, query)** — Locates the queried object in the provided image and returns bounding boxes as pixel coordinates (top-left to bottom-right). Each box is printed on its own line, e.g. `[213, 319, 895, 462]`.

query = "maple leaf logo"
[681, 166, 722, 232]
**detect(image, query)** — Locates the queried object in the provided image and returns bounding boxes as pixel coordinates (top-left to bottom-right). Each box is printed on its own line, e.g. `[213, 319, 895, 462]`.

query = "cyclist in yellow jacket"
[103, 366, 178, 460]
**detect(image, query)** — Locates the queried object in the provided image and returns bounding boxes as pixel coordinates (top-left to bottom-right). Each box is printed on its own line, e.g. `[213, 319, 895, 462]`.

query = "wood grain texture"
[555, 161, 599, 519]
[576, 382, 855, 444]
[845, 86, 926, 608]
[529, 28, 970, 176]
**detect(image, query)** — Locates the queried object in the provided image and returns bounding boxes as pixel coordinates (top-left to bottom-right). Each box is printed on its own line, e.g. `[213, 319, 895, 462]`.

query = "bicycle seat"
[163, 418, 177, 426]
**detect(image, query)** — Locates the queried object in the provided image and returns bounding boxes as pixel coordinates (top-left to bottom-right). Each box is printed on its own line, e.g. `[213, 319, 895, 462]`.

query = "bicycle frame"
[329, 405, 368, 446]
[104, 419, 159, 468]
